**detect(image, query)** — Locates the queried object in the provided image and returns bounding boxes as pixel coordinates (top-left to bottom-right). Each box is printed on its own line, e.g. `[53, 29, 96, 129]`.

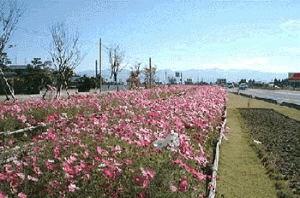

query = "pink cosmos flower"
[94, 155, 101, 161]
[140, 168, 147, 177]
[97, 147, 109, 156]
[68, 184, 78, 192]
[18, 193, 27, 198]
[191, 169, 207, 181]
[27, 175, 38, 182]
[81, 150, 89, 158]
[183, 164, 192, 172]
[45, 161, 55, 170]
[11, 188, 17, 194]
[172, 159, 184, 166]
[146, 168, 155, 181]
[49, 133, 58, 142]
[8, 140, 13, 146]
[169, 183, 177, 191]
[0, 173, 6, 180]
[17, 115, 27, 123]
[45, 115, 56, 123]
[138, 192, 145, 198]
[128, 168, 135, 173]
[0, 190, 8, 198]
[10, 179, 20, 187]
[70, 155, 77, 162]
[16, 173, 25, 180]
[143, 175, 149, 188]
[178, 176, 187, 192]
[33, 147, 39, 152]
[65, 173, 74, 180]
[80, 160, 87, 169]
[117, 188, 123, 194]
[103, 168, 113, 178]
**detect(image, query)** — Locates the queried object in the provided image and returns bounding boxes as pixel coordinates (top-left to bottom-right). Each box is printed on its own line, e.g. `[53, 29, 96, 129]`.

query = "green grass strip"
[216, 93, 278, 198]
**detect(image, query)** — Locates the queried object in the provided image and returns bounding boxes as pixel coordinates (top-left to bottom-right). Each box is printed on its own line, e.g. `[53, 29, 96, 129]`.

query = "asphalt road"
[228, 88, 300, 105]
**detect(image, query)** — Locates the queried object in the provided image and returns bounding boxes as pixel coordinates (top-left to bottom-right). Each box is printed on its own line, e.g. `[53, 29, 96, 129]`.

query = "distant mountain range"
[74, 68, 289, 84]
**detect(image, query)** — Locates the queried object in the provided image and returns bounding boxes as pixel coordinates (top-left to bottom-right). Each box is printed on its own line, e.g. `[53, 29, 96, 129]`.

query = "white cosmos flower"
[70, 183, 80, 190]
[165, 135, 180, 147]
[254, 140, 262, 144]
[153, 139, 167, 149]
[99, 163, 106, 168]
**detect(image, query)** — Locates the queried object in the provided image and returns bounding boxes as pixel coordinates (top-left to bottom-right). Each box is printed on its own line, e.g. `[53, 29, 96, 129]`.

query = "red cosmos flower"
[195, 136, 204, 143]
[44, 189, 53, 195]
[178, 176, 187, 192]
[134, 175, 144, 185]
[101, 182, 112, 188]
[109, 191, 118, 198]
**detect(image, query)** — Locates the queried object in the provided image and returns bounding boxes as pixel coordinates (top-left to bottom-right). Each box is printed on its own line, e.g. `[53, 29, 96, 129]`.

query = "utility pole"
[95, 60, 97, 92]
[149, 57, 151, 89]
[99, 39, 102, 93]
[165, 71, 167, 84]
[181, 72, 183, 85]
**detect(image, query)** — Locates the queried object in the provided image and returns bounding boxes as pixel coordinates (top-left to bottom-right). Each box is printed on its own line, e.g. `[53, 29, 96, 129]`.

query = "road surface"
[228, 88, 300, 105]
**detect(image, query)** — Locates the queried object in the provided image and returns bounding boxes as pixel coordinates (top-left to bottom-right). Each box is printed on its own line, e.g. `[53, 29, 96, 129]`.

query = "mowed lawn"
[216, 92, 300, 198]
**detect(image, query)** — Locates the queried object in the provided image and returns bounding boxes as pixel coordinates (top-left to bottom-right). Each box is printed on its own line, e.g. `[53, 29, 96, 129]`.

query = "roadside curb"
[208, 106, 228, 198]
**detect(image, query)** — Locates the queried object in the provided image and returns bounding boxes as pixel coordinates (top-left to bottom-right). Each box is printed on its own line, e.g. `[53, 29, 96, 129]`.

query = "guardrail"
[209, 106, 227, 198]
[0, 123, 52, 165]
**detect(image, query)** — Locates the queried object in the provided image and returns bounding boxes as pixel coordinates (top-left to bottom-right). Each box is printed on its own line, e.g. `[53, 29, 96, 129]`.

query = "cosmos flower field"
[0, 85, 228, 198]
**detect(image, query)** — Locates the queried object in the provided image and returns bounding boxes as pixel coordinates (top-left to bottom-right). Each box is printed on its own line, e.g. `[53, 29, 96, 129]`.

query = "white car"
[239, 83, 248, 90]
[227, 83, 234, 88]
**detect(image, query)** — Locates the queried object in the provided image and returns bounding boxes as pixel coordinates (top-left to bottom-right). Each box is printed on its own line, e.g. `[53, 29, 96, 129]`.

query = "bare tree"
[0, 0, 25, 100]
[127, 62, 141, 89]
[48, 22, 85, 98]
[106, 45, 126, 91]
[143, 64, 157, 86]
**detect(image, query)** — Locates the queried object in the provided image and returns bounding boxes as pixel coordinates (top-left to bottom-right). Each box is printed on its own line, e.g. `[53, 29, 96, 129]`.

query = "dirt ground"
[0, 89, 111, 103]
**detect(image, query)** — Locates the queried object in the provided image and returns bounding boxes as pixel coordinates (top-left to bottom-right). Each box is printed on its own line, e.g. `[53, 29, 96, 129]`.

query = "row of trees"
[0, 0, 136, 99]
[1, 58, 55, 95]
[0, 0, 164, 99]
[126, 62, 157, 89]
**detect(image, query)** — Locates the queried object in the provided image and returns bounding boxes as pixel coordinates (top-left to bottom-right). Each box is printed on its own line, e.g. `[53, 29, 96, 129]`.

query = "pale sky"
[6, 0, 300, 74]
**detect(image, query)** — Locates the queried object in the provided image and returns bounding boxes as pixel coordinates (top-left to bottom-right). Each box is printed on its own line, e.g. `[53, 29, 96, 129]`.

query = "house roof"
[69, 76, 85, 82]
[288, 73, 300, 81]
[8, 65, 28, 70]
